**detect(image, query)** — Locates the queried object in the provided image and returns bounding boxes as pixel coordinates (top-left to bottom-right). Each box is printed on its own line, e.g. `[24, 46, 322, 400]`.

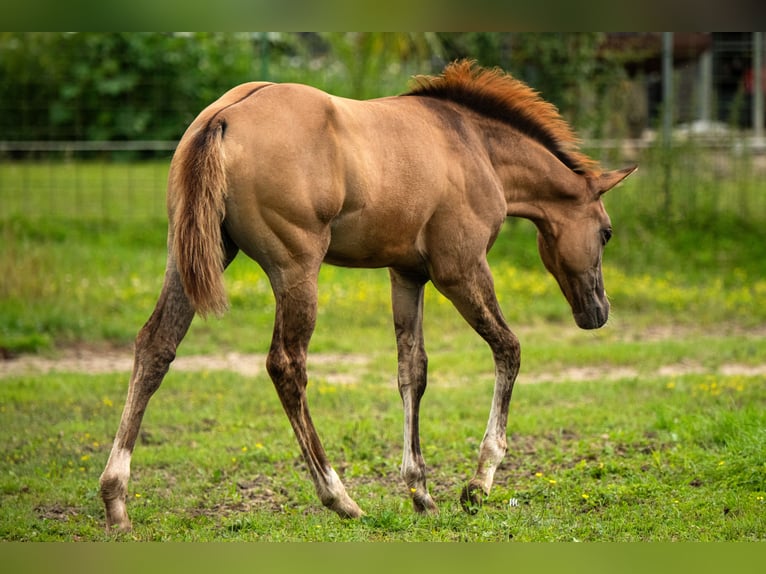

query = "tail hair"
[170, 118, 229, 317]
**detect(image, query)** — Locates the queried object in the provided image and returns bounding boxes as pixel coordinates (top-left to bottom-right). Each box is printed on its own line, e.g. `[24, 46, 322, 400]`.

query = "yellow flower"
[581, 493, 589, 500]
[548, 479, 557, 485]
[535, 472, 543, 478]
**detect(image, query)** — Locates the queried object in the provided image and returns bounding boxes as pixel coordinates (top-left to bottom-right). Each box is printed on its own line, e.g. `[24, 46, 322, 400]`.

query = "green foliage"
[1, 32, 635, 145]
[437, 33, 628, 138]
[0, 33, 262, 142]
[1, 154, 765, 354]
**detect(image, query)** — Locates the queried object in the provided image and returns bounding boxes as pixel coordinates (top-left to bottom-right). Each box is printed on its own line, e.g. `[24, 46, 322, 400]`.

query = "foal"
[100, 60, 635, 530]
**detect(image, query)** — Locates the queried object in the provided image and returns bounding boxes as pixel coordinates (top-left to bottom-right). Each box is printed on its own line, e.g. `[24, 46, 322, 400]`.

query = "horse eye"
[601, 228, 613, 246]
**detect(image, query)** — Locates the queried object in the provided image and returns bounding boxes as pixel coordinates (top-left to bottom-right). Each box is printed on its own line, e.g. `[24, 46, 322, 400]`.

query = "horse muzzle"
[573, 298, 609, 329]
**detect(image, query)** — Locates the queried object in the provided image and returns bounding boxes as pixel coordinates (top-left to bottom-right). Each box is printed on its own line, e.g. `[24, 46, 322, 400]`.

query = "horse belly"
[325, 212, 426, 270]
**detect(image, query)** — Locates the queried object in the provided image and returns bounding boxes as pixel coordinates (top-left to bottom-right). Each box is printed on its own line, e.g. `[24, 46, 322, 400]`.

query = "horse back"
[183, 82, 506, 271]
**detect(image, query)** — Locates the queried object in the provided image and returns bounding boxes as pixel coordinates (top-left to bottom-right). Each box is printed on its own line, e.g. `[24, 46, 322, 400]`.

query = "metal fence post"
[662, 32, 674, 213]
[753, 32, 764, 146]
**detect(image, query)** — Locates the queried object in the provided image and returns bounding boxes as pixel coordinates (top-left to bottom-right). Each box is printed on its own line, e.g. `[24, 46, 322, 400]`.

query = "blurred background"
[1, 32, 764, 220]
[1, 32, 765, 353]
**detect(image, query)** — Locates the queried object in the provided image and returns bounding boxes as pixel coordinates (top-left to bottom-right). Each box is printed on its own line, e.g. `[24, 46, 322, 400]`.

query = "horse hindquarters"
[100, 110, 237, 531]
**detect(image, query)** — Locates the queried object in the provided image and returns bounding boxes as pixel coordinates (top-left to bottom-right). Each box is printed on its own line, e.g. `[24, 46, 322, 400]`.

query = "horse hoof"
[331, 497, 364, 519]
[459, 483, 488, 515]
[105, 515, 133, 533]
[103, 499, 132, 532]
[413, 493, 439, 514]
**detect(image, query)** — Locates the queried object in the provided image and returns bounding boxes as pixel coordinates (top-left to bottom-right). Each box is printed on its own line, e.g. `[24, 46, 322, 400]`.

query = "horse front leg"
[99, 258, 196, 531]
[266, 267, 363, 519]
[432, 260, 520, 513]
[389, 269, 438, 513]
[460, 335, 519, 513]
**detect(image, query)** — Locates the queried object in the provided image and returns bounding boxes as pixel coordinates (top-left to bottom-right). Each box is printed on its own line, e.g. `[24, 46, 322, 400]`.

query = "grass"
[0, 366, 764, 541]
[2, 159, 765, 355]
[0, 152, 765, 541]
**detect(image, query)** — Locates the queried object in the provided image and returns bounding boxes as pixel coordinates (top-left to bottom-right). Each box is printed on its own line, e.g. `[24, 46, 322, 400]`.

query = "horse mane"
[404, 60, 601, 175]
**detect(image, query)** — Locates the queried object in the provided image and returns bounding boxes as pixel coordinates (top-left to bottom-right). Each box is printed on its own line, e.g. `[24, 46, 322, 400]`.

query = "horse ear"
[595, 165, 637, 196]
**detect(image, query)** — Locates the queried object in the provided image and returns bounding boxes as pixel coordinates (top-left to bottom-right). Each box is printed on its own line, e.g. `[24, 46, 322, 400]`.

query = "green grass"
[2, 159, 765, 355]
[1, 154, 765, 540]
[1, 367, 764, 541]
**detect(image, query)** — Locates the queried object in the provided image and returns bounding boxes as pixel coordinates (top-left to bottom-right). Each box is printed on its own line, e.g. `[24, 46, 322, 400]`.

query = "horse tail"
[170, 117, 230, 317]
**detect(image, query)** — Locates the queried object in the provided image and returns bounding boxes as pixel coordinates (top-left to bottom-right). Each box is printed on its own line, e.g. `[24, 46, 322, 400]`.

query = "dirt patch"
[2, 345, 765, 383]
[0, 348, 369, 383]
[35, 503, 79, 521]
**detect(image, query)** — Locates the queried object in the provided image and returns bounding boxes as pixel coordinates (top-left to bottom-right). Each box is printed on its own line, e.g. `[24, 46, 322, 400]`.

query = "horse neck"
[484, 126, 587, 221]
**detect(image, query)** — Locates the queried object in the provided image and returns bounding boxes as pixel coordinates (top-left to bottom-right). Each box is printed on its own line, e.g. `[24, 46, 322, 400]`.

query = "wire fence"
[2, 137, 764, 227]
[0, 145, 175, 222]
[1, 32, 764, 225]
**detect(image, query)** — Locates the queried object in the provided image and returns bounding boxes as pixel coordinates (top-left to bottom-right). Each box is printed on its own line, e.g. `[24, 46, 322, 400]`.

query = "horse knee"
[413, 348, 428, 380]
[398, 347, 428, 394]
[266, 347, 290, 382]
[266, 345, 307, 382]
[495, 329, 520, 368]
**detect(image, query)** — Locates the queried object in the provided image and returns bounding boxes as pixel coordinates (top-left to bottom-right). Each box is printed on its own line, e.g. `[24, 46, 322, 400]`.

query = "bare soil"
[2, 344, 764, 382]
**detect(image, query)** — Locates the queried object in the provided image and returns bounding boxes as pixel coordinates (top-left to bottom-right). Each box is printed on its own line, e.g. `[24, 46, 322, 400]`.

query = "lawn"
[0, 156, 765, 541]
[1, 363, 764, 541]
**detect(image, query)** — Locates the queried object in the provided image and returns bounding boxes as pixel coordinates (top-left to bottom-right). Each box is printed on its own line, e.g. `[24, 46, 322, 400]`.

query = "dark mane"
[404, 59, 600, 175]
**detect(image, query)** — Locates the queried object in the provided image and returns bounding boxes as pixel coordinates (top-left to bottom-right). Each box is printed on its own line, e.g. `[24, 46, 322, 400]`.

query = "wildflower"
[548, 479, 557, 485]
[102, 397, 113, 408]
[535, 472, 543, 478]
[241, 446, 248, 453]
[134, 493, 141, 498]
[80, 454, 90, 462]
[581, 493, 589, 500]
[718, 460, 725, 467]
[255, 443, 264, 449]
[756, 495, 764, 503]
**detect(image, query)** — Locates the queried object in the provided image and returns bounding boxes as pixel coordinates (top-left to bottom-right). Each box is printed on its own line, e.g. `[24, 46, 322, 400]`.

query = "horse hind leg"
[266, 263, 363, 519]
[98, 244, 234, 531]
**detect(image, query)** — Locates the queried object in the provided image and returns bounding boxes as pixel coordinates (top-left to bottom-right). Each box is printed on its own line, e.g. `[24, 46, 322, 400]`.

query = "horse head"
[535, 166, 637, 329]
